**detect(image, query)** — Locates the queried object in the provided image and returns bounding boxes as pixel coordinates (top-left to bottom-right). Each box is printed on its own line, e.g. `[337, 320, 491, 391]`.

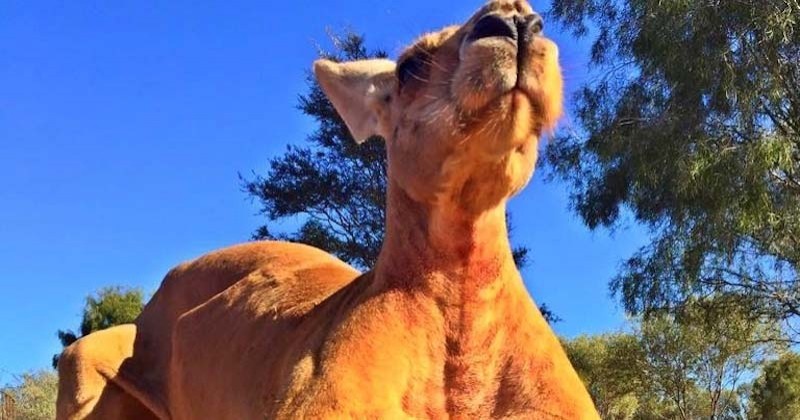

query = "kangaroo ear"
[314, 59, 397, 143]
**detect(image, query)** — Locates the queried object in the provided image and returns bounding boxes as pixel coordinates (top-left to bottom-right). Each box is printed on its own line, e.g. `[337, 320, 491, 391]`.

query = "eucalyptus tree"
[547, 0, 800, 338]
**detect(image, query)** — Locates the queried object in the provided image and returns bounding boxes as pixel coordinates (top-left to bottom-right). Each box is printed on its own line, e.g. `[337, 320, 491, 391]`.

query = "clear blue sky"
[0, 0, 647, 380]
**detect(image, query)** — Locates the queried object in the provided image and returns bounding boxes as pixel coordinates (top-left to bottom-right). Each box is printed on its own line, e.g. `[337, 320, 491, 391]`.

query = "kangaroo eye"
[397, 55, 427, 87]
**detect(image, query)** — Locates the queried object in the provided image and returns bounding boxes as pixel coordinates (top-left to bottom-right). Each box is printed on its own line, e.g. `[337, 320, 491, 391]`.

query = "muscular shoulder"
[140, 241, 360, 326]
[203, 241, 363, 318]
[176, 241, 355, 276]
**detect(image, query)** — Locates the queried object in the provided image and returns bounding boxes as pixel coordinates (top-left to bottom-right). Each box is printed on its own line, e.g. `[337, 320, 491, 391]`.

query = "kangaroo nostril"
[468, 14, 517, 42]
[529, 13, 544, 34]
[513, 13, 544, 45]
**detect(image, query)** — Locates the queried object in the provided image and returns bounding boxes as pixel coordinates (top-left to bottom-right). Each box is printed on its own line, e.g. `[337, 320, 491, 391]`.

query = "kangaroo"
[56, 1, 599, 418]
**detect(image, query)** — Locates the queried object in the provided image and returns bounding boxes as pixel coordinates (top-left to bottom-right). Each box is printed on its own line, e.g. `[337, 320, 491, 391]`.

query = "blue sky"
[0, 0, 647, 380]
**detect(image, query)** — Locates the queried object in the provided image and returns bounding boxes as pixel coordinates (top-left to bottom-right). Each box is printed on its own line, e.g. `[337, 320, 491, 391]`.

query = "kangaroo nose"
[468, 14, 517, 42]
[468, 12, 543, 43]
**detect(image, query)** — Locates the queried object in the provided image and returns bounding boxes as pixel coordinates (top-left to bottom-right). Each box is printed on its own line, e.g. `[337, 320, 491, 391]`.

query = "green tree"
[749, 352, 800, 419]
[546, 0, 800, 338]
[53, 286, 145, 368]
[563, 298, 782, 419]
[562, 334, 643, 419]
[635, 298, 782, 419]
[241, 33, 553, 320]
[0, 370, 57, 420]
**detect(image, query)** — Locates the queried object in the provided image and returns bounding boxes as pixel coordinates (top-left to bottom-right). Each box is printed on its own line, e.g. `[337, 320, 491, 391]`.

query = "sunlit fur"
[383, 1, 563, 215]
[55, 1, 598, 419]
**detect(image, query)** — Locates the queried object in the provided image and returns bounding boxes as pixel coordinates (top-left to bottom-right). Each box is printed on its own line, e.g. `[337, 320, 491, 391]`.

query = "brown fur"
[56, 1, 599, 418]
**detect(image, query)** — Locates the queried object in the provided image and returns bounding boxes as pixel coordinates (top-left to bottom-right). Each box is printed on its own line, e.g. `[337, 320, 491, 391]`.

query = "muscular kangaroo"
[56, 1, 600, 418]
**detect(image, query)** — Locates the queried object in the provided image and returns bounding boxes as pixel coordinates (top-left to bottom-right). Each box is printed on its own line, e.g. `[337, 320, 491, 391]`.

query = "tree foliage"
[749, 352, 800, 419]
[635, 299, 781, 419]
[547, 0, 800, 338]
[0, 370, 58, 420]
[53, 286, 144, 368]
[563, 298, 782, 419]
[562, 334, 643, 419]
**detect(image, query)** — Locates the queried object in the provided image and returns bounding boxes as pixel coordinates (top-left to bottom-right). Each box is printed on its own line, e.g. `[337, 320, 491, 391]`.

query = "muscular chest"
[273, 292, 520, 419]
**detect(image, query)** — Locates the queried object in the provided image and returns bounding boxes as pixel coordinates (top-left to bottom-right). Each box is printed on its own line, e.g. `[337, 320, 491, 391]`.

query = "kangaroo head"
[315, 0, 563, 215]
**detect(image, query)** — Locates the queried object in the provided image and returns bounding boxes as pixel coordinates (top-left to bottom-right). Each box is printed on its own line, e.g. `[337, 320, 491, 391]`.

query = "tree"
[749, 352, 800, 419]
[563, 297, 783, 419]
[635, 297, 782, 420]
[0, 370, 58, 420]
[562, 334, 643, 419]
[546, 0, 800, 339]
[241, 32, 554, 320]
[53, 286, 145, 368]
